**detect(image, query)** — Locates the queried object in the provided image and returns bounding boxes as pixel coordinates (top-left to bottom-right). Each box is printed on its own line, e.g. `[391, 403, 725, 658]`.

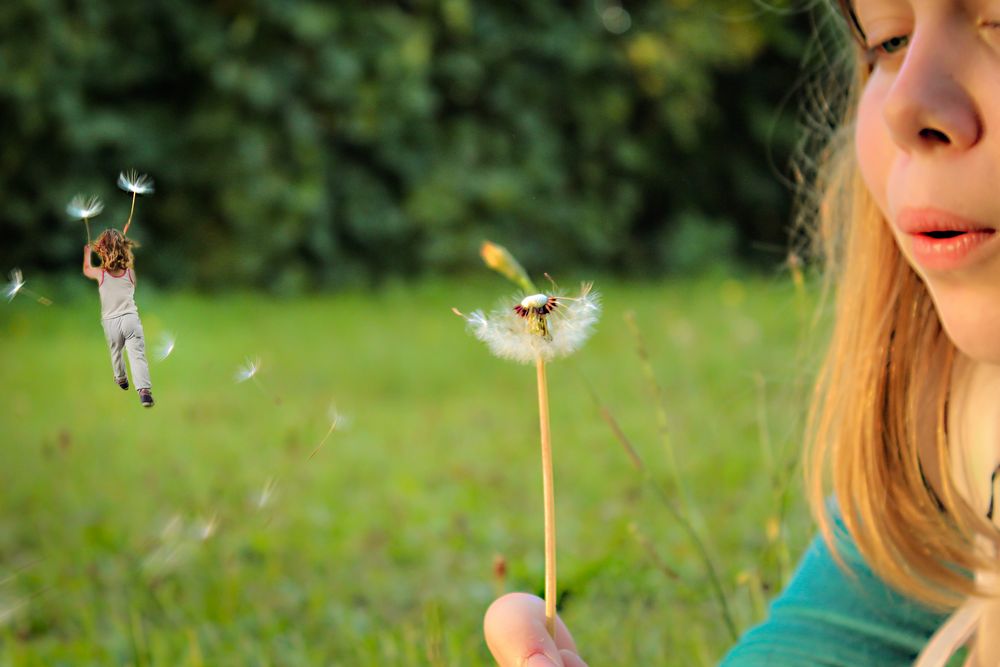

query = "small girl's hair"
[93, 228, 139, 272]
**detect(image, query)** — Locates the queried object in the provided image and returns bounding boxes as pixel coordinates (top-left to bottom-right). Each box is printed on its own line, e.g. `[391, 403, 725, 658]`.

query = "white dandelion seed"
[308, 404, 350, 460]
[5, 269, 24, 302]
[67, 194, 104, 244]
[328, 405, 351, 431]
[3, 269, 51, 306]
[235, 357, 261, 383]
[196, 513, 219, 541]
[117, 170, 155, 195]
[256, 477, 277, 509]
[0, 597, 29, 628]
[66, 194, 104, 220]
[155, 333, 176, 361]
[459, 283, 601, 364]
[160, 513, 184, 541]
[118, 170, 155, 235]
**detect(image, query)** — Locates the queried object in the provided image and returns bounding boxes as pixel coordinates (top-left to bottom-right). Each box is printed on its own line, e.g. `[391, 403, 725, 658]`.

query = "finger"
[485, 593, 580, 667]
[559, 650, 589, 667]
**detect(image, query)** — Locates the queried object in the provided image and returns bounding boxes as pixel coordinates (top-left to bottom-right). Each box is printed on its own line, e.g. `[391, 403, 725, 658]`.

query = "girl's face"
[855, 0, 1000, 363]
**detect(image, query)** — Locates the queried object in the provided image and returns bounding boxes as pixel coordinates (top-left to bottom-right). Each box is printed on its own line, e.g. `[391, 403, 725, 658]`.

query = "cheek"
[855, 84, 894, 215]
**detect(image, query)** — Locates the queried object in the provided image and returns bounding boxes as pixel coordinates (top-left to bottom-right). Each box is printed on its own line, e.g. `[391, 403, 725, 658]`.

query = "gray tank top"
[98, 268, 138, 320]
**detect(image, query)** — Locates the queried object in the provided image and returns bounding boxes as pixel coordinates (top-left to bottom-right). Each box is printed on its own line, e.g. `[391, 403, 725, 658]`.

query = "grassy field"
[0, 275, 821, 666]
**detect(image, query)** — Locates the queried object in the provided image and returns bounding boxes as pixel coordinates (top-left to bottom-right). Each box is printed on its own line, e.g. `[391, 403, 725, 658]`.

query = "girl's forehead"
[852, 0, 986, 11]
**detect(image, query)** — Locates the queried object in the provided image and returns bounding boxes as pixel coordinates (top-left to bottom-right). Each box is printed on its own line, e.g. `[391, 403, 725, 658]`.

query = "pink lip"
[897, 208, 998, 272]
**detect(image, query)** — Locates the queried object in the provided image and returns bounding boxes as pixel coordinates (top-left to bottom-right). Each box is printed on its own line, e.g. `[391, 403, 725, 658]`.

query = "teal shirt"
[720, 511, 950, 666]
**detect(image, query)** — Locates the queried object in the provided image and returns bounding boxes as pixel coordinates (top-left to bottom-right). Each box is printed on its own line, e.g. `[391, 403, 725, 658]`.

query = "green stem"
[585, 376, 739, 641]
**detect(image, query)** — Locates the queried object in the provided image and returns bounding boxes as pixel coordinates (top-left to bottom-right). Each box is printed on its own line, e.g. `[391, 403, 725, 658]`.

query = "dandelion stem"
[308, 420, 338, 461]
[24, 289, 52, 306]
[250, 376, 281, 406]
[535, 355, 557, 638]
[124, 192, 137, 235]
[84, 218, 92, 246]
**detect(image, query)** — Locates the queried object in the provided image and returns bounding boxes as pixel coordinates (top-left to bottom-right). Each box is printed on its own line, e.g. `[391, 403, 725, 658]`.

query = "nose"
[881, 33, 981, 153]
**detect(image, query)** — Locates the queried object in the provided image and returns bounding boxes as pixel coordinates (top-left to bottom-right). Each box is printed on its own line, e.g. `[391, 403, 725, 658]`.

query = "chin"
[926, 283, 1000, 365]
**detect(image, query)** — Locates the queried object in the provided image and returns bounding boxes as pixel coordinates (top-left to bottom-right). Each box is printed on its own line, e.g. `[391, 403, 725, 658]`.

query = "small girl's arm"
[82, 244, 102, 281]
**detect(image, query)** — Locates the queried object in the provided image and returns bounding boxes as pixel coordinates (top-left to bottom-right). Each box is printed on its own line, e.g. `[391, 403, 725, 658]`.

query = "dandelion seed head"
[463, 284, 601, 364]
[4, 269, 24, 302]
[117, 170, 155, 195]
[235, 357, 260, 383]
[66, 194, 104, 220]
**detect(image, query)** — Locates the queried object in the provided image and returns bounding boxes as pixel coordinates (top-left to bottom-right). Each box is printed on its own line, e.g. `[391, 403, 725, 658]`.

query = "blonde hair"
[801, 2, 999, 609]
[93, 228, 138, 273]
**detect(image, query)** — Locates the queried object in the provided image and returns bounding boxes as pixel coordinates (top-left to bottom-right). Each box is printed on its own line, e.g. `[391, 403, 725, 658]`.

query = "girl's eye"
[872, 34, 910, 56]
[881, 35, 909, 53]
[865, 34, 909, 68]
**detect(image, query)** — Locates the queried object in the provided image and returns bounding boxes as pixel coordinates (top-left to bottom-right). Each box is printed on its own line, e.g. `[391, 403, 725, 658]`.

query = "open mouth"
[908, 227, 998, 270]
[922, 230, 966, 239]
[917, 228, 997, 239]
[898, 208, 1000, 269]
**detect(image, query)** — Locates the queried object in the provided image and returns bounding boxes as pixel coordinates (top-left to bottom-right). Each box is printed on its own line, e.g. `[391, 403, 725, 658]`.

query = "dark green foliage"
[0, 0, 816, 289]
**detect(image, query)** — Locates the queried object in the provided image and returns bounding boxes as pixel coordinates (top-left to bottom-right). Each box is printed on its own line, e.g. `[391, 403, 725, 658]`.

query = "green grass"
[0, 275, 820, 666]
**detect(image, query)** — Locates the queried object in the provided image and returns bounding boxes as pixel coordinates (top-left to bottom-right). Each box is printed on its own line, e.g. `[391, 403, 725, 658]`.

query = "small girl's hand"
[484, 593, 588, 667]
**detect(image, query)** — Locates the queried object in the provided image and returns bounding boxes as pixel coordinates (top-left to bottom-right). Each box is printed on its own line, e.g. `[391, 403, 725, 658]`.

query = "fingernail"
[524, 654, 558, 667]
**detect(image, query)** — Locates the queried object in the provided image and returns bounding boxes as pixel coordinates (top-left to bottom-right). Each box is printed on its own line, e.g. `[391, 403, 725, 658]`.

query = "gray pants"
[101, 313, 152, 390]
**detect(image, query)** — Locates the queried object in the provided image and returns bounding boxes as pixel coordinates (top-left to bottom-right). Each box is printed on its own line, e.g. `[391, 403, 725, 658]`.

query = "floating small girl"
[82, 228, 154, 408]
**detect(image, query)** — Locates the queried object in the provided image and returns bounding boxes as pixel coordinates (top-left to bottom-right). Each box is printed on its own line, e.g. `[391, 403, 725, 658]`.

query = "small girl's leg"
[102, 318, 127, 383]
[122, 313, 152, 390]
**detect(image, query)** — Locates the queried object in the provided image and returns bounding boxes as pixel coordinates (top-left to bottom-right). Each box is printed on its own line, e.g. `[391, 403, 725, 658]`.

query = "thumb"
[559, 650, 589, 667]
[485, 593, 584, 667]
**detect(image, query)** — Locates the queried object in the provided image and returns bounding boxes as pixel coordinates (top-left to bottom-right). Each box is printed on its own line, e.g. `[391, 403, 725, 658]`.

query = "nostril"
[919, 128, 950, 143]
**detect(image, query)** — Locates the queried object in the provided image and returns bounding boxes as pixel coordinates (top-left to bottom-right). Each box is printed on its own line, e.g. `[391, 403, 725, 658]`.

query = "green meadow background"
[0, 276, 819, 665]
[0, 0, 852, 663]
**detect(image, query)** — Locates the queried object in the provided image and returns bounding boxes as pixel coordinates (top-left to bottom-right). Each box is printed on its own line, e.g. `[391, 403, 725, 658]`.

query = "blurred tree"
[0, 0, 816, 290]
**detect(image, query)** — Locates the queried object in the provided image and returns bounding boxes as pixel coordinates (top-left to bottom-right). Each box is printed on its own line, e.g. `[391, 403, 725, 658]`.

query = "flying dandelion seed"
[4, 268, 52, 306]
[4, 269, 24, 302]
[256, 477, 277, 509]
[0, 597, 28, 628]
[234, 356, 281, 405]
[117, 170, 154, 235]
[155, 333, 176, 361]
[117, 170, 155, 195]
[197, 514, 219, 541]
[308, 405, 348, 460]
[66, 194, 104, 219]
[235, 357, 261, 383]
[142, 515, 194, 578]
[160, 513, 183, 541]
